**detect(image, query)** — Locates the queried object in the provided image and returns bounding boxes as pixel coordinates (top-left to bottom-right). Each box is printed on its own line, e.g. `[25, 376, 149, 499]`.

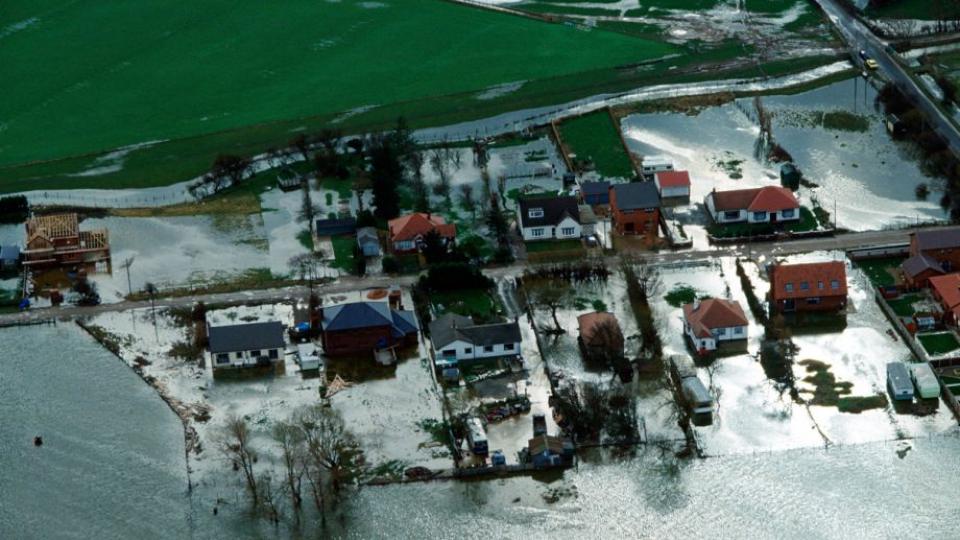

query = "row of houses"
[314, 212, 458, 259]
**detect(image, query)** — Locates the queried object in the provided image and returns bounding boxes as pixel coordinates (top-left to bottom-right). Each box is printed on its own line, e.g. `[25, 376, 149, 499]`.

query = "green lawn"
[558, 111, 636, 178]
[854, 257, 904, 288]
[524, 239, 584, 253]
[887, 294, 920, 317]
[917, 332, 960, 356]
[431, 288, 501, 321]
[329, 235, 357, 274]
[0, 0, 675, 184]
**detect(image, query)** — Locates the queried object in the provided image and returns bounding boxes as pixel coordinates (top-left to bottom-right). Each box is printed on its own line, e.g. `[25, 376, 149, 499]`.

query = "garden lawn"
[0, 0, 675, 187]
[524, 239, 584, 253]
[330, 235, 357, 274]
[854, 256, 904, 289]
[917, 332, 960, 356]
[558, 111, 636, 178]
[431, 288, 501, 321]
[887, 294, 920, 318]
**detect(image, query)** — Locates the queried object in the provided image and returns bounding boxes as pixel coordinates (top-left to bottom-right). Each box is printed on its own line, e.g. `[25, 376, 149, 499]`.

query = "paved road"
[0, 226, 926, 327]
[813, 0, 960, 153]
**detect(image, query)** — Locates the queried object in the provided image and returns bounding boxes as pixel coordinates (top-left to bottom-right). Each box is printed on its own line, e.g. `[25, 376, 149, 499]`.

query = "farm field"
[0, 0, 840, 193]
[0, 1, 674, 184]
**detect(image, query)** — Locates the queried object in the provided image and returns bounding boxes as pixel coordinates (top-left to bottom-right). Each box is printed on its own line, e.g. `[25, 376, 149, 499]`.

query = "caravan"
[466, 417, 488, 456]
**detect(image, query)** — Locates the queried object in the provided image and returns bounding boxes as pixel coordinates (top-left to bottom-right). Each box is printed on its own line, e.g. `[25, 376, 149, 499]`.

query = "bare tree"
[204, 154, 254, 193]
[289, 133, 315, 164]
[288, 253, 323, 288]
[526, 281, 568, 334]
[429, 148, 451, 201]
[458, 184, 476, 218]
[298, 183, 321, 233]
[273, 422, 305, 511]
[296, 404, 358, 502]
[219, 415, 259, 506]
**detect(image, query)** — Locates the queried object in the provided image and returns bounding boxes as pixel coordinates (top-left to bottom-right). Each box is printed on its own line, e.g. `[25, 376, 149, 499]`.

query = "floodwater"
[2, 323, 960, 538]
[622, 77, 945, 232]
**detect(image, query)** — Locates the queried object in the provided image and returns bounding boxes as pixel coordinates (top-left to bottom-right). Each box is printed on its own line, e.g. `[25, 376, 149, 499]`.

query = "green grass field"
[917, 332, 960, 356]
[559, 111, 636, 178]
[0, 0, 675, 184]
[854, 257, 904, 288]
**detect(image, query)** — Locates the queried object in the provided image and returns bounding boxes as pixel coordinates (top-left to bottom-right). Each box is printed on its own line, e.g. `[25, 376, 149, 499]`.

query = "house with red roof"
[704, 186, 799, 225]
[928, 273, 960, 325]
[682, 298, 749, 353]
[769, 261, 847, 313]
[387, 213, 456, 254]
[654, 170, 691, 201]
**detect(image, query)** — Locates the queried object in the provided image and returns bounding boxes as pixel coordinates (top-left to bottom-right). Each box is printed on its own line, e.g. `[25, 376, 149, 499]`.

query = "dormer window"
[528, 208, 544, 219]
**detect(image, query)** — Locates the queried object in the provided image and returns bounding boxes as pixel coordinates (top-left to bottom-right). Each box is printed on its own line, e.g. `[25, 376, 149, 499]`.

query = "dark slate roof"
[428, 313, 521, 349]
[611, 182, 661, 210]
[901, 253, 944, 278]
[518, 196, 580, 228]
[321, 301, 418, 337]
[314, 218, 357, 237]
[914, 227, 960, 251]
[208, 321, 285, 354]
[580, 181, 611, 197]
[0, 245, 20, 262]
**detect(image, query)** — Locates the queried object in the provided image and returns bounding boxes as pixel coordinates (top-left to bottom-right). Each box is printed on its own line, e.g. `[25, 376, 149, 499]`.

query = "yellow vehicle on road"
[865, 58, 879, 70]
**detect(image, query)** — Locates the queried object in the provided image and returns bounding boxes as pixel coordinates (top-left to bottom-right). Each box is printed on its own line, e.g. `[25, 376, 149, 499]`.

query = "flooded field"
[621, 77, 945, 235]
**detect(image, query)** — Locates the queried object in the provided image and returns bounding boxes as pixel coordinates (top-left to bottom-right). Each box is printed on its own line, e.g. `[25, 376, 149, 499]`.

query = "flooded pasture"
[621, 77, 945, 236]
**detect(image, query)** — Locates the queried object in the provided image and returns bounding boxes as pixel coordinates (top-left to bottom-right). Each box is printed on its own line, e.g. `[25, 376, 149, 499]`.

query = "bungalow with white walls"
[518, 196, 582, 242]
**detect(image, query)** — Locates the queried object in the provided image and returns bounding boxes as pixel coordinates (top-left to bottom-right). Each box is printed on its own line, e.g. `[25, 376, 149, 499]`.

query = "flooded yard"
[621, 77, 945, 237]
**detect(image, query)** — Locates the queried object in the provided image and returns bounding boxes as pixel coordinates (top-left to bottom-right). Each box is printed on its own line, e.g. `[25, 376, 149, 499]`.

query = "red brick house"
[22, 213, 110, 268]
[387, 213, 456, 254]
[769, 261, 847, 313]
[319, 301, 419, 356]
[908, 228, 960, 272]
[609, 182, 661, 237]
[929, 273, 960, 325]
[900, 253, 945, 289]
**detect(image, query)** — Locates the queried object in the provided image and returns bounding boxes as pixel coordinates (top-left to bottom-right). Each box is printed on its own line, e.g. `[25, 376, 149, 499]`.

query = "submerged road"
[813, 0, 960, 153]
[0, 226, 930, 327]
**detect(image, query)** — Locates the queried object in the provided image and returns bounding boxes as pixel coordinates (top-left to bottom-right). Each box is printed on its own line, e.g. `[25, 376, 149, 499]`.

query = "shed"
[681, 377, 713, 425]
[580, 181, 611, 205]
[0, 245, 20, 269]
[887, 362, 914, 401]
[315, 218, 357, 237]
[356, 227, 381, 257]
[911, 363, 940, 399]
[780, 163, 801, 190]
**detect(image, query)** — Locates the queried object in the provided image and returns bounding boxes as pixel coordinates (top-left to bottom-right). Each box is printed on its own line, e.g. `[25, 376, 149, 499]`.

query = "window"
[818, 281, 824, 290]
[484, 345, 494, 353]
[753, 211, 767, 221]
[531, 228, 544, 238]
[807, 297, 821, 305]
[724, 211, 740, 220]
[442, 349, 456, 357]
[733, 326, 744, 335]
[268, 349, 279, 360]
[235, 352, 244, 360]
[561, 227, 575, 236]
[831, 279, 840, 289]
[216, 353, 230, 364]
[464, 348, 473, 355]
[785, 283, 794, 293]
[645, 209, 654, 214]
[781, 209, 796, 218]
[503, 343, 514, 351]
[528, 208, 544, 219]
[800, 281, 809, 291]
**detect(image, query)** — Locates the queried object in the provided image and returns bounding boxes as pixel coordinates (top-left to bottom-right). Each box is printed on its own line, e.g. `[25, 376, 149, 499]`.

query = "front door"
[783, 299, 795, 312]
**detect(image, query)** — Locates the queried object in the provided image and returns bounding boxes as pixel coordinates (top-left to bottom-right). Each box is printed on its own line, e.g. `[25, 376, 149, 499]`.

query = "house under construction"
[22, 213, 111, 268]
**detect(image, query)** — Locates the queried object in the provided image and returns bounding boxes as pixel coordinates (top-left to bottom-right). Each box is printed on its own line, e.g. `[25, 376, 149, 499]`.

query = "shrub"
[0, 196, 29, 224]
[381, 256, 400, 274]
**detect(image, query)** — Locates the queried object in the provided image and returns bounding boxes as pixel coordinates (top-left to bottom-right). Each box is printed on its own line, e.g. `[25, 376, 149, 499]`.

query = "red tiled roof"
[710, 186, 798, 213]
[388, 213, 456, 242]
[770, 261, 847, 301]
[929, 273, 960, 311]
[655, 170, 691, 188]
[682, 299, 748, 338]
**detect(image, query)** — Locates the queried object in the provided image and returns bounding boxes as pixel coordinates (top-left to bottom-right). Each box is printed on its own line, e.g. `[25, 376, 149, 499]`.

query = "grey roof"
[914, 227, 960, 251]
[612, 182, 661, 210]
[429, 313, 521, 349]
[518, 196, 580, 228]
[0, 245, 19, 262]
[901, 254, 944, 278]
[321, 301, 418, 338]
[356, 227, 379, 245]
[208, 321, 285, 354]
[314, 218, 357, 237]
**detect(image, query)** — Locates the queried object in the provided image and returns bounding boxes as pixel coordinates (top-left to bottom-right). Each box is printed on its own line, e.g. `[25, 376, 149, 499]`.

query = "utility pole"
[120, 257, 135, 296]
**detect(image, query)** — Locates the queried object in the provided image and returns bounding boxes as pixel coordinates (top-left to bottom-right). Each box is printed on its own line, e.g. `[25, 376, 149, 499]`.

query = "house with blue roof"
[319, 301, 419, 356]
